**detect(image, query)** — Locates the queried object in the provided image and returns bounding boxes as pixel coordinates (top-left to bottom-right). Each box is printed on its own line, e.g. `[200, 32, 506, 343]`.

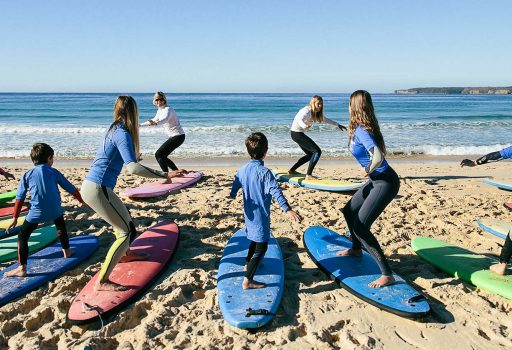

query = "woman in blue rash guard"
[461, 147, 512, 275]
[337, 90, 400, 288]
[81, 96, 185, 291]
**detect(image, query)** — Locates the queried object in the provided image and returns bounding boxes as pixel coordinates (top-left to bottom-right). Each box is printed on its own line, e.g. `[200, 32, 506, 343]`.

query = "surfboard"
[0, 190, 16, 204]
[412, 236, 512, 300]
[477, 217, 509, 240]
[484, 179, 512, 191]
[67, 221, 179, 324]
[0, 216, 27, 237]
[217, 229, 284, 328]
[504, 202, 512, 210]
[304, 226, 430, 318]
[121, 171, 203, 198]
[0, 235, 98, 307]
[0, 225, 58, 263]
[272, 170, 365, 192]
[0, 204, 28, 220]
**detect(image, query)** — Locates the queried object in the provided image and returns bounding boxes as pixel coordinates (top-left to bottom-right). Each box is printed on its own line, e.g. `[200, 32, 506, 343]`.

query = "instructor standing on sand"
[140, 91, 187, 173]
[81, 96, 184, 291]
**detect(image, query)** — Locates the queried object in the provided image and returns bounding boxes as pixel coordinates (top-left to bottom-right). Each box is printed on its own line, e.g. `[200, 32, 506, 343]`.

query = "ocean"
[0, 93, 511, 159]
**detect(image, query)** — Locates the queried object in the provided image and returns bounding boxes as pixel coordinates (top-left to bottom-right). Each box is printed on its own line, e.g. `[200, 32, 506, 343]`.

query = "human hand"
[338, 124, 347, 131]
[149, 120, 157, 126]
[460, 159, 476, 167]
[287, 210, 302, 223]
[359, 168, 368, 177]
[6, 218, 18, 233]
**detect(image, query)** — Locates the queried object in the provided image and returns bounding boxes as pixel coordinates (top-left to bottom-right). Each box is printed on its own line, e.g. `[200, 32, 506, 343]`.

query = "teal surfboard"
[484, 179, 512, 191]
[0, 225, 58, 262]
[272, 170, 364, 192]
[0, 190, 16, 204]
[412, 237, 512, 300]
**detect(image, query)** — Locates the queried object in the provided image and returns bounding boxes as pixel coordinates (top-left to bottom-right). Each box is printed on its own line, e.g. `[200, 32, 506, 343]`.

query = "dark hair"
[31, 143, 54, 164]
[245, 132, 268, 160]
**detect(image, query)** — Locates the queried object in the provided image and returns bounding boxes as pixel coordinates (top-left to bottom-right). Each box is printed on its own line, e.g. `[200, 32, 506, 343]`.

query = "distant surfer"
[337, 90, 399, 288]
[288, 95, 347, 179]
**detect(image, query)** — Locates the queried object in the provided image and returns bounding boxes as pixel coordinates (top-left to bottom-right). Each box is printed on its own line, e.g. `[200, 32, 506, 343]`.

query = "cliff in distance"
[395, 87, 512, 94]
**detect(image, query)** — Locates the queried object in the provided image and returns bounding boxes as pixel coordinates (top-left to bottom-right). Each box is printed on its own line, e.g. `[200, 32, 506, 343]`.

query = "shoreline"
[0, 154, 481, 168]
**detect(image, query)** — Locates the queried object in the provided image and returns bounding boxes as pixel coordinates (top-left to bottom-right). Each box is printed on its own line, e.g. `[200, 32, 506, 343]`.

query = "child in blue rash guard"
[4, 143, 85, 278]
[229, 132, 302, 289]
[461, 147, 512, 275]
[338, 90, 400, 288]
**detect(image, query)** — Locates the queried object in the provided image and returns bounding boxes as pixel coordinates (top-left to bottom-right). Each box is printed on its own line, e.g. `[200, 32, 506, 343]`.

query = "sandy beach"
[1, 157, 512, 350]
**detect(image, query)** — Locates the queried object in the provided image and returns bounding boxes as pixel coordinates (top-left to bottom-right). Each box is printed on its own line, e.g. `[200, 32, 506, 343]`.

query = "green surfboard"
[0, 225, 58, 262]
[412, 237, 512, 300]
[0, 190, 16, 204]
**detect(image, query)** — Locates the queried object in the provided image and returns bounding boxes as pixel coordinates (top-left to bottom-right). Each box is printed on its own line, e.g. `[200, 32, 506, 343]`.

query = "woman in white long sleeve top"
[289, 95, 346, 179]
[140, 92, 186, 172]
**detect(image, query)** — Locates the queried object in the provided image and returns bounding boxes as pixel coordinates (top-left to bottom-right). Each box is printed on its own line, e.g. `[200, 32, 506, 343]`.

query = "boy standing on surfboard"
[229, 132, 302, 289]
[4, 143, 85, 277]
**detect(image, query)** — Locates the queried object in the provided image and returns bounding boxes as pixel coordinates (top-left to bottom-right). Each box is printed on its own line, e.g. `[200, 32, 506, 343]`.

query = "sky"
[0, 0, 511, 93]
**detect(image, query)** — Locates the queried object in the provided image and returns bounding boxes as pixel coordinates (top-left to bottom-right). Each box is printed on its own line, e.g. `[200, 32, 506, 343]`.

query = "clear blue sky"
[0, 0, 510, 93]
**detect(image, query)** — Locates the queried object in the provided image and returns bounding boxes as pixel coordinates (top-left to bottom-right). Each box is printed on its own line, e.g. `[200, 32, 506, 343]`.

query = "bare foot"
[63, 248, 74, 258]
[94, 280, 127, 291]
[162, 178, 173, 184]
[368, 275, 396, 288]
[4, 266, 27, 278]
[490, 263, 507, 276]
[336, 248, 363, 257]
[305, 175, 319, 180]
[120, 251, 148, 263]
[242, 278, 266, 290]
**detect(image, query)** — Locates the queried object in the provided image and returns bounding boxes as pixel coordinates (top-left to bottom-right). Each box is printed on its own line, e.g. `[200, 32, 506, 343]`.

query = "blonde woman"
[289, 95, 346, 179]
[140, 92, 186, 172]
[337, 90, 399, 288]
[81, 96, 184, 291]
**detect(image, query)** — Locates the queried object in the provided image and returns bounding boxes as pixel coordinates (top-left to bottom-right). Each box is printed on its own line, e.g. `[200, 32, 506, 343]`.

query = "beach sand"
[1, 158, 511, 349]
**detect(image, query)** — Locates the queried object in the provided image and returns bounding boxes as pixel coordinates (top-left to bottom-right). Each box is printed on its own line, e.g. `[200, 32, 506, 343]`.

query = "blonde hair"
[348, 90, 386, 154]
[153, 91, 167, 105]
[308, 95, 324, 122]
[109, 96, 140, 157]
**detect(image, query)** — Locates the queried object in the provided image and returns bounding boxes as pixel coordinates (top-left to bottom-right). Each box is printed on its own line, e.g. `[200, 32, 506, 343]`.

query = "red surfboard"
[505, 202, 512, 210]
[0, 205, 28, 219]
[67, 221, 179, 324]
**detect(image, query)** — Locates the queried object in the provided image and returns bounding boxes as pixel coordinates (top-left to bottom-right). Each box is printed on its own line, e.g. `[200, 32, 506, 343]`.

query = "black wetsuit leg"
[245, 241, 268, 280]
[290, 131, 322, 175]
[342, 167, 400, 276]
[500, 233, 512, 264]
[155, 134, 185, 172]
[18, 220, 39, 265]
[53, 215, 70, 250]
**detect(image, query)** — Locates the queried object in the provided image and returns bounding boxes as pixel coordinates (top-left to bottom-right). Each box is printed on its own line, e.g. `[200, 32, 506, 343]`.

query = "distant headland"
[395, 87, 512, 94]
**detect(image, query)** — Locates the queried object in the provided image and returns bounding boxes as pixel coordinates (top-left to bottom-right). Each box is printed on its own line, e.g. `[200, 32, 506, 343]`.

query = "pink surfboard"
[121, 171, 202, 198]
[67, 221, 179, 324]
[0, 205, 28, 219]
[505, 202, 512, 210]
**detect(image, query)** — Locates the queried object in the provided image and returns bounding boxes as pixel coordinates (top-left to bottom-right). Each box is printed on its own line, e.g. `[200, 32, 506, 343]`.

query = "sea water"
[0, 93, 511, 158]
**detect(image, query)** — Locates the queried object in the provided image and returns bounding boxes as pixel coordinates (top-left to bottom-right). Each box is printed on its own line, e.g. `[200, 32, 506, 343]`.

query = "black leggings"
[155, 134, 185, 172]
[500, 233, 512, 264]
[18, 216, 69, 265]
[290, 131, 322, 176]
[245, 241, 268, 280]
[342, 167, 400, 276]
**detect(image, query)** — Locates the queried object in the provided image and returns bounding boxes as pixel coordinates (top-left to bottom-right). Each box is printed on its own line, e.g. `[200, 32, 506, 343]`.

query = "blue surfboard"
[484, 179, 512, 191]
[477, 218, 509, 240]
[304, 226, 430, 318]
[0, 235, 98, 307]
[272, 170, 365, 192]
[217, 229, 284, 328]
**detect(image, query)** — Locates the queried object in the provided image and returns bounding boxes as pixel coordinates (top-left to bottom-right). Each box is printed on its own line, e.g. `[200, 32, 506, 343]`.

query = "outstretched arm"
[461, 151, 502, 167]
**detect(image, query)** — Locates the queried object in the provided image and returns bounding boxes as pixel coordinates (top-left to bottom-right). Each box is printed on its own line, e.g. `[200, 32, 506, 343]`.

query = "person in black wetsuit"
[461, 146, 512, 275]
